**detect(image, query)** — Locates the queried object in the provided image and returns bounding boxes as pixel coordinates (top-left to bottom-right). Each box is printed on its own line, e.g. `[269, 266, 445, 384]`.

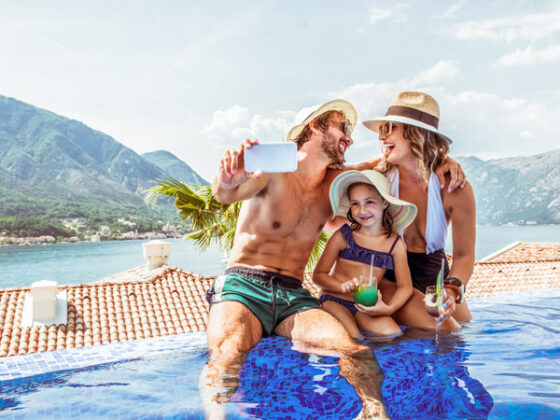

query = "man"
[202, 100, 389, 419]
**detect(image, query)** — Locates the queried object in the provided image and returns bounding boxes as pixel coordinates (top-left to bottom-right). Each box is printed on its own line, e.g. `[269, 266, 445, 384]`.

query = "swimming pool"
[1, 289, 559, 419]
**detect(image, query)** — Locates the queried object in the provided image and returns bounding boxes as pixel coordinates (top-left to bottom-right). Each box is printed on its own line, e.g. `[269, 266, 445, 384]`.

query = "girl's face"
[378, 122, 413, 165]
[348, 184, 388, 228]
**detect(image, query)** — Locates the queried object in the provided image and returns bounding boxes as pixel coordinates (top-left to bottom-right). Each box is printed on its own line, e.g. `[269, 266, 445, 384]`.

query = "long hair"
[293, 110, 345, 149]
[346, 183, 393, 237]
[377, 125, 449, 185]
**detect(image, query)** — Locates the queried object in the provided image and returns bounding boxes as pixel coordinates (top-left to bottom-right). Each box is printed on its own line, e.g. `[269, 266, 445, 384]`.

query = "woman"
[362, 91, 475, 330]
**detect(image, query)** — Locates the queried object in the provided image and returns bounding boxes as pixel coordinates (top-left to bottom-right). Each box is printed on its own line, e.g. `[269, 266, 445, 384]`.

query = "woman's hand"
[340, 278, 359, 294]
[355, 291, 392, 316]
[437, 290, 457, 324]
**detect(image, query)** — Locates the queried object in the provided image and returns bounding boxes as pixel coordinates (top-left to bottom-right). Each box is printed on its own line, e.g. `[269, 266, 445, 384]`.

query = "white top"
[386, 168, 447, 254]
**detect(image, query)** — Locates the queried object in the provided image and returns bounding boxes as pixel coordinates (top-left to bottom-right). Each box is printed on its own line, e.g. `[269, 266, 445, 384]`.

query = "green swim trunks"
[206, 266, 321, 336]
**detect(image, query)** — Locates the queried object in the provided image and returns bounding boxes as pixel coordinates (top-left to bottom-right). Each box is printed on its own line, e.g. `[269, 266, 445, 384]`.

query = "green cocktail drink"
[354, 285, 378, 306]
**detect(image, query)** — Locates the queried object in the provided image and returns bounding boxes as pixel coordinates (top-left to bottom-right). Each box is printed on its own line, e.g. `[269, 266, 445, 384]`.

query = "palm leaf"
[306, 230, 332, 272]
[149, 177, 328, 271]
[147, 178, 238, 254]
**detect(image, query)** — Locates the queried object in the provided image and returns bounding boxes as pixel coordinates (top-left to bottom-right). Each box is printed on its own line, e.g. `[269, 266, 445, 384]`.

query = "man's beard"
[320, 133, 345, 165]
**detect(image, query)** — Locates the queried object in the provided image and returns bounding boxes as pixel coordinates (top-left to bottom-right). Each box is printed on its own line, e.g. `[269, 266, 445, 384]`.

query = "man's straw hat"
[329, 169, 417, 232]
[287, 99, 358, 142]
[362, 91, 452, 143]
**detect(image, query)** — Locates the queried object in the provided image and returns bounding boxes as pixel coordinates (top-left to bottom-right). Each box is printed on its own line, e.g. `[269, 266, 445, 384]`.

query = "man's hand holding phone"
[219, 139, 263, 190]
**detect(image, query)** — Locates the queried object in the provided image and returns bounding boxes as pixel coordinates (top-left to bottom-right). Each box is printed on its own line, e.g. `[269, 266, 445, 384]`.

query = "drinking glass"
[424, 285, 447, 343]
[354, 274, 378, 307]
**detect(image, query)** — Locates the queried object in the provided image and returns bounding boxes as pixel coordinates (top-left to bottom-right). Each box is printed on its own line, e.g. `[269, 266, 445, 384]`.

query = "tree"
[148, 177, 330, 271]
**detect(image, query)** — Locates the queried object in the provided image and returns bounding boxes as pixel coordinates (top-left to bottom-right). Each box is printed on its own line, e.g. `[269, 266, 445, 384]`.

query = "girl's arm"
[312, 231, 348, 293]
[355, 236, 413, 317]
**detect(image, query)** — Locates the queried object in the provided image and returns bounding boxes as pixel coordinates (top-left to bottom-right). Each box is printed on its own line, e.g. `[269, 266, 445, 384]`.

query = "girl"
[313, 169, 416, 338]
[362, 91, 476, 330]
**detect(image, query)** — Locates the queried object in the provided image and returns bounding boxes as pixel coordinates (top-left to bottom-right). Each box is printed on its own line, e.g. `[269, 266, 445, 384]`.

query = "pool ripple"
[1, 290, 560, 419]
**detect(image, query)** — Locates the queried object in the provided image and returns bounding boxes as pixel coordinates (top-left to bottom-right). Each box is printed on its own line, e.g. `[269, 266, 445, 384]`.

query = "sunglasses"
[336, 120, 352, 137]
[379, 121, 394, 136]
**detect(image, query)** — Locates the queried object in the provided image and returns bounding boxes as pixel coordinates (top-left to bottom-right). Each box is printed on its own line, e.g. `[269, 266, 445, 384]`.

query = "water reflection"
[372, 330, 494, 420]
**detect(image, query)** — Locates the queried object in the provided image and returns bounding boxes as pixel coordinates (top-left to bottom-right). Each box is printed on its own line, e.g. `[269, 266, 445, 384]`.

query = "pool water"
[1, 290, 559, 419]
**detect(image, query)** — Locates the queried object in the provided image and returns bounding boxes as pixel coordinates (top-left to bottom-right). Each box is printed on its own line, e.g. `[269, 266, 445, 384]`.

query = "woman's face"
[378, 122, 413, 165]
[348, 183, 388, 228]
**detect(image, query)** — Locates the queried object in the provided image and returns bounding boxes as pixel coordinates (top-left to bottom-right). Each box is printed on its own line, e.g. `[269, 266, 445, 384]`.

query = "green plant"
[148, 177, 331, 271]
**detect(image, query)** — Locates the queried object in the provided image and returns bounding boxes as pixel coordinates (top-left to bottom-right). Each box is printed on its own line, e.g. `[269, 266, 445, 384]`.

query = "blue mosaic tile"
[0, 332, 207, 382]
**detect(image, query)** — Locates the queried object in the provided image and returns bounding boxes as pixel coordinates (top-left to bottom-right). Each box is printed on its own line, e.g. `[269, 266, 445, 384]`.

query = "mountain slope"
[142, 150, 208, 185]
[0, 94, 207, 236]
[456, 150, 560, 225]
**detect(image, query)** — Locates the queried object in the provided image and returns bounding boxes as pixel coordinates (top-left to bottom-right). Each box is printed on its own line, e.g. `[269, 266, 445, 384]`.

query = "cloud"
[202, 105, 250, 141]
[411, 60, 461, 85]
[452, 9, 560, 42]
[369, 3, 409, 24]
[497, 44, 560, 67]
[441, 0, 465, 18]
[202, 105, 293, 147]
[335, 60, 460, 116]
[330, 62, 560, 161]
[203, 59, 560, 168]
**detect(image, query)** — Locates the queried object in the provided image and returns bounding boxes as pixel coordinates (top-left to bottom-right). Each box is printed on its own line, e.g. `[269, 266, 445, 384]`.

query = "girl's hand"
[437, 294, 456, 324]
[355, 291, 391, 316]
[340, 278, 359, 294]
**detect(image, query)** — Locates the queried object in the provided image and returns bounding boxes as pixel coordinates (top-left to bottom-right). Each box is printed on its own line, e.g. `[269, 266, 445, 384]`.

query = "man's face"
[319, 118, 353, 164]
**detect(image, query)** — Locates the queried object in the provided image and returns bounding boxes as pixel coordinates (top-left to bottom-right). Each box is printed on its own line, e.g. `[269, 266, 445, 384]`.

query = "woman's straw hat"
[362, 91, 453, 143]
[287, 99, 358, 142]
[330, 170, 417, 232]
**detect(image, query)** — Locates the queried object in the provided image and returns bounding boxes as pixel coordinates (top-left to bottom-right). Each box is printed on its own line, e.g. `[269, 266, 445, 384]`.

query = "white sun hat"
[286, 99, 358, 142]
[329, 169, 417, 232]
[362, 91, 453, 144]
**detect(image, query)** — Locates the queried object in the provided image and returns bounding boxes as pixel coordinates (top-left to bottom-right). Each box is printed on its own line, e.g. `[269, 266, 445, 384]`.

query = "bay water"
[1, 225, 559, 289]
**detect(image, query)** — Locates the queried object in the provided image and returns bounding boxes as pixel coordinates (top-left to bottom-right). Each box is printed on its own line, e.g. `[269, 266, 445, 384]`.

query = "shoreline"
[0, 232, 185, 248]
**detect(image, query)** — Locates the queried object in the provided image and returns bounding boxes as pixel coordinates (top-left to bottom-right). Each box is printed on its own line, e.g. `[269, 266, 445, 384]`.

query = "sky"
[1, 0, 559, 180]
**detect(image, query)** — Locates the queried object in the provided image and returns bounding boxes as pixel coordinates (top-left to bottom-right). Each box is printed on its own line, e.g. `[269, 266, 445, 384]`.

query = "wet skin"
[203, 118, 389, 419]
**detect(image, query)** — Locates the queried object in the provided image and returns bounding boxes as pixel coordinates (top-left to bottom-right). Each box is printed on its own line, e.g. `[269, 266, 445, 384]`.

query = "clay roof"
[1, 241, 558, 358]
[480, 241, 560, 263]
[466, 260, 560, 298]
[0, 267, 212, 358]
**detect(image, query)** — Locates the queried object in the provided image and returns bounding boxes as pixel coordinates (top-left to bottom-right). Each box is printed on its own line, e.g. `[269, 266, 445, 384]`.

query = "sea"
[1, 225, 559, 290]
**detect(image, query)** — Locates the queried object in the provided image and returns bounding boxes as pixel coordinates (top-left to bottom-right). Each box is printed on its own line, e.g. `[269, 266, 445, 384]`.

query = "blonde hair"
[377, 124, 449, 185]
[293, 110, 346, 149]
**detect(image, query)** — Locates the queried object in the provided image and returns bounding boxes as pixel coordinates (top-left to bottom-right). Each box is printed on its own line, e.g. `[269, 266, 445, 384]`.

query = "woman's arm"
[445, 181, 476, 304]
[312, 231, 348, 293]
[384, 239, 413, 313]
[448, 182, 476, 283]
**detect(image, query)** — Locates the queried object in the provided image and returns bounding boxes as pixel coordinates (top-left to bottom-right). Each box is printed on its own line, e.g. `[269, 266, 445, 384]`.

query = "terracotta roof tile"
[1, 242, 559, 358]
[0, 267, 212, 358]
[467, 260, 560, 298]
[480, 241, 560, 263]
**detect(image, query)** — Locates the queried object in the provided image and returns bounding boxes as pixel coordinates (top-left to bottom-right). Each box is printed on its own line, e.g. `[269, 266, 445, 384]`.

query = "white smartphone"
[244, 142, 297, 173]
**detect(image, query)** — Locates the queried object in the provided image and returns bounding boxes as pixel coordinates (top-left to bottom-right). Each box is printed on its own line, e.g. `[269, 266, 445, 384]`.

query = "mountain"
[0, 94, 207, 236]
[456, 150, 560, 225]
[142, 150, 208, 185]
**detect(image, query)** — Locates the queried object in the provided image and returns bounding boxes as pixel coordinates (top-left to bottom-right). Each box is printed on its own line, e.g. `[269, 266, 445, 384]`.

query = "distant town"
[0, 217, 187, 246]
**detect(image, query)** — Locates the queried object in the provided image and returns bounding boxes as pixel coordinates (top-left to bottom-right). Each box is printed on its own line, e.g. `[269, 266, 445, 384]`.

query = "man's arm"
[212, 139, 270, 204]
[347, 156, 382, 171]
[436, 156, 467, 193]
